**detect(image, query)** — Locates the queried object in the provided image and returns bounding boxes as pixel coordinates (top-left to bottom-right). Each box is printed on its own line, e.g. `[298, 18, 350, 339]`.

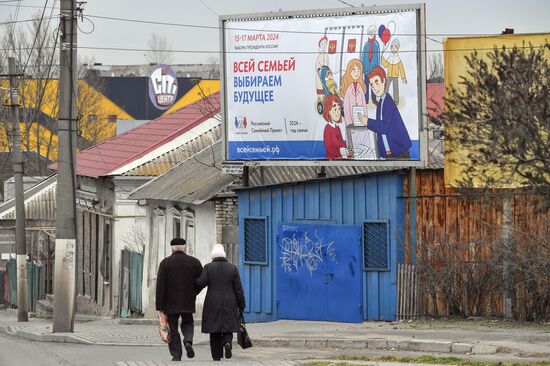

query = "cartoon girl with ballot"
[322, 94, 348, 160]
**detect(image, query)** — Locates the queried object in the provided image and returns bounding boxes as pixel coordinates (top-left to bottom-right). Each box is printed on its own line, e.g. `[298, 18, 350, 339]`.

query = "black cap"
[170, 238, 186, 246]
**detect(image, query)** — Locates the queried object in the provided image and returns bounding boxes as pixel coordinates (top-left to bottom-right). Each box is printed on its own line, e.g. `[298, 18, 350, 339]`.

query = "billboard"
[221, 5, 426, 165]
[444, 34, 549, 188]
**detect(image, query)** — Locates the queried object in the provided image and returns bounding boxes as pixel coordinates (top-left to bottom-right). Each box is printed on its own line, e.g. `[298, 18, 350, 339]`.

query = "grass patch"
[303, 355, 550, 366]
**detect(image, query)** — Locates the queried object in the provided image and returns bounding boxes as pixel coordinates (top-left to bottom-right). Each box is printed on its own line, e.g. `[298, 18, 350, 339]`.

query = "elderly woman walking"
[197, 244, 246, 361]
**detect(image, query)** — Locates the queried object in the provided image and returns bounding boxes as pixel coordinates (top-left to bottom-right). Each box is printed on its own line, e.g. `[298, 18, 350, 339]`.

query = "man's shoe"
[184, 341, 195, 358]
[171, 356, 181, 361]
[224, 342, 232, 359]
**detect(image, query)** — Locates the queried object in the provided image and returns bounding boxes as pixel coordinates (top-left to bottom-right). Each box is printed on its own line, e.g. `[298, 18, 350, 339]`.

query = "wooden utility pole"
[53, 0, 78, 333]
[7, 57, 29, 322]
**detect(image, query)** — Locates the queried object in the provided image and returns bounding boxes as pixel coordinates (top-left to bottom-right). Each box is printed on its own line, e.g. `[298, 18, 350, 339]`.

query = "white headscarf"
[210, 244, 226, 259]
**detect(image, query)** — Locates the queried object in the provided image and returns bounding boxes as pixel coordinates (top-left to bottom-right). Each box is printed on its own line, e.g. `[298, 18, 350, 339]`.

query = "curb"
[252, 337, 497, 355]
[0, 324, 499, 355]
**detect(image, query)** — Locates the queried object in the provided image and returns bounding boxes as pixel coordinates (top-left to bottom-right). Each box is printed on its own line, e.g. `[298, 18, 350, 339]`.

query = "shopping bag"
[237, 313, 252, 349]
[158, 312, 171, 343]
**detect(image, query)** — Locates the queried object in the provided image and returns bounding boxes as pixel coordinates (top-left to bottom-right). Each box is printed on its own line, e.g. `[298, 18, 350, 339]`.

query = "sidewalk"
[1, 310, 549, 359]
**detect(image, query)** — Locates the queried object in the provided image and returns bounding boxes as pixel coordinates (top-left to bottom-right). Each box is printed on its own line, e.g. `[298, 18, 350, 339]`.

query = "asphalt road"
[0, 331, 307, 366]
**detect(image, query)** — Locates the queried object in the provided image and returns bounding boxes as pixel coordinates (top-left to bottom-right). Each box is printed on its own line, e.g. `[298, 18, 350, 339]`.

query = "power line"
[85, 13, 505, 38]
[1, 44, 547, 55]
[20, 0, 50, 78]
[198, 0, 218, 16]
[0, 2, 58, 9]
[0, 15, 59, 25]
[336, 0, 356, 7]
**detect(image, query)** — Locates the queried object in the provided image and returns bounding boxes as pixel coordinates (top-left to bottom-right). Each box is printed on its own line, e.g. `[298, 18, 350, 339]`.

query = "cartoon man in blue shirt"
[359, 66, 411, 159]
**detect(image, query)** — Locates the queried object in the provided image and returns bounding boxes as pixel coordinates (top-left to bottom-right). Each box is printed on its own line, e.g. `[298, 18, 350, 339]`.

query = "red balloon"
[381, 28, 391, 44]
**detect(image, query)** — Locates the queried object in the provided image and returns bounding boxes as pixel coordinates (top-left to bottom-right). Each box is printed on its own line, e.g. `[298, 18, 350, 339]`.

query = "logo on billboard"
[234, 116, 248, 129]
[148, 65, 178, 110]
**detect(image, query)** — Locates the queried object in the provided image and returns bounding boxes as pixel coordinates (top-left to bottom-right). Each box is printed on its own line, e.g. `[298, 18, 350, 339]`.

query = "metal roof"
[57, 93, 220, 178]
[248, 165, 396, 187]
[0, 175, 57, 221]
[123, 123, 221, 176]
[129, 140, 238, 204]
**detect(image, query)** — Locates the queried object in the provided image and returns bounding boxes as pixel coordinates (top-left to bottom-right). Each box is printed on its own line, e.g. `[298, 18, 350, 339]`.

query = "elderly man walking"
[156, 238, 203, 362]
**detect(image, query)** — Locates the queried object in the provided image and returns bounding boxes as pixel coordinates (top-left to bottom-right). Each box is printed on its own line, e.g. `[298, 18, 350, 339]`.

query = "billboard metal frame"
[219, 3, 427, 168]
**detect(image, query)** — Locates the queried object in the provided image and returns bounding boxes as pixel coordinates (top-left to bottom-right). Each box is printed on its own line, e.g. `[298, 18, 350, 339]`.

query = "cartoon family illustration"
[315, 21, 411, 160]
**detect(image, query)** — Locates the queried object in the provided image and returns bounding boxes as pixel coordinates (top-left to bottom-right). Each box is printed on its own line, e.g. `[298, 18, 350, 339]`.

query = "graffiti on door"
[279, 225, 337, 275]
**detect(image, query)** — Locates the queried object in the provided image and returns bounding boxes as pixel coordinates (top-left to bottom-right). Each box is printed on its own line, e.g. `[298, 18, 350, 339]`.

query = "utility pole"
[7, 57, 29, 322]
[500, 27, 514, 320]
[53, 0, 78, 333]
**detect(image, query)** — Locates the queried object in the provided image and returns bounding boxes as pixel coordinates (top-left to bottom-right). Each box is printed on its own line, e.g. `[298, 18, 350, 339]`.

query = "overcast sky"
[2, 0, 550, 65]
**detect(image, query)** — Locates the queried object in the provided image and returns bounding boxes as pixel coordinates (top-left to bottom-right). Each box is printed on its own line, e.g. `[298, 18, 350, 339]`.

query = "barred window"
[243, 217, 267, 265]
[363, 221, 389, 270]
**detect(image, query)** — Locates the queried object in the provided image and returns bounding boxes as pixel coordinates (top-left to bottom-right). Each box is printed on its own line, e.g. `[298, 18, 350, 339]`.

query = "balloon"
[378, 25, 386, 39]
[381, 28, 391, 44]
[387, 20, 396, 35]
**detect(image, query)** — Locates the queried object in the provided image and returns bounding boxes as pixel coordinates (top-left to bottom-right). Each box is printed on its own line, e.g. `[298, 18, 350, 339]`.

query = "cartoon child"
[315, 36, 330, 100]
[319, 66, 339, 96]
[359, 66, 411, 159]
[381, 38, 407, 105]
[322, 94, 348, 160]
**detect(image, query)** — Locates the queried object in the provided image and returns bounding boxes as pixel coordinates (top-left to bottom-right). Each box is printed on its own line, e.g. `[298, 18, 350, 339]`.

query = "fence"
[397, 263, 418, 320]
[119, 249, 144, 317]
[5, 259, 45, 312]
[402, 169, 550, 320]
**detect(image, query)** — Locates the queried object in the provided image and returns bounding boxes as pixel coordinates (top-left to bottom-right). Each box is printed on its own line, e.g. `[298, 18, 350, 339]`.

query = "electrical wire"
[20, 0, 50, 77]
[84, 13, 505, 38]
[0, 15, 60, 25]
[1, 43, 546, 55]
[77, 15, 95, 34]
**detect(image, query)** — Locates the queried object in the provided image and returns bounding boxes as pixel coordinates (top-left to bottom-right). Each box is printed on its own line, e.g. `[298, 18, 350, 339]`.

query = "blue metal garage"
[237, 171, 405, 323]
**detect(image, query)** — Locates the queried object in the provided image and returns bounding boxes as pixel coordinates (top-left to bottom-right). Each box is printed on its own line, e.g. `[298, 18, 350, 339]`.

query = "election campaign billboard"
[220, 4, 427, 165]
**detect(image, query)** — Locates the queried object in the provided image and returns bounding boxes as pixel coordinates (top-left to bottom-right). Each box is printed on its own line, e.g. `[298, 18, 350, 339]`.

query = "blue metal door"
[277, 223, 362, 323]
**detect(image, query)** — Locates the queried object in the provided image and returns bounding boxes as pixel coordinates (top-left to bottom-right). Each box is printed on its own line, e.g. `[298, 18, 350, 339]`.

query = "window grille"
[363, 221, 389, 270]
[243, 218, 267, 265]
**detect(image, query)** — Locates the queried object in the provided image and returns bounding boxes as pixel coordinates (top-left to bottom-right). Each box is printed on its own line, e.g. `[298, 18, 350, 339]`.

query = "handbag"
[158, 312, 171, 343]
[237, 312, 253, 349]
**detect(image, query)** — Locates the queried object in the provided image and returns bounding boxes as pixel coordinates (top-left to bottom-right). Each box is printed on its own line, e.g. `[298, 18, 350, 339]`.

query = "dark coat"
[196, 258, 246, 334]
[156, 251, 203, 315]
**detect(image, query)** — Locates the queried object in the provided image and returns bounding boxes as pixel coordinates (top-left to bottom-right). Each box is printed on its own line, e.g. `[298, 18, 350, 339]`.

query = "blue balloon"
[378, 25, 386, 39]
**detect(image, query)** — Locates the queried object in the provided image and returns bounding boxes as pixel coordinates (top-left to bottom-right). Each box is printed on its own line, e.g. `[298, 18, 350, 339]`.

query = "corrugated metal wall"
[238, 172, 405, 322]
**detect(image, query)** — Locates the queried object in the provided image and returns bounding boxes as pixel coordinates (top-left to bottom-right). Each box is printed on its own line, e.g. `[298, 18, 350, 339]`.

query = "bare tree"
[206, 56, 220, 79]
[427, 52, 443, 83]
[439, 43, 550, 211]
[145, 33, 174, 65]
[121, 224, 146, 254]
[0, 13, 116, 184]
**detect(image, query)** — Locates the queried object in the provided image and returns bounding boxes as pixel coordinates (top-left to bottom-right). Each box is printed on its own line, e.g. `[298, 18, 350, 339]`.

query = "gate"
[277, 223, 362, 323]
[5, 259, 44, 311]
[119, 249, 144, 317]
